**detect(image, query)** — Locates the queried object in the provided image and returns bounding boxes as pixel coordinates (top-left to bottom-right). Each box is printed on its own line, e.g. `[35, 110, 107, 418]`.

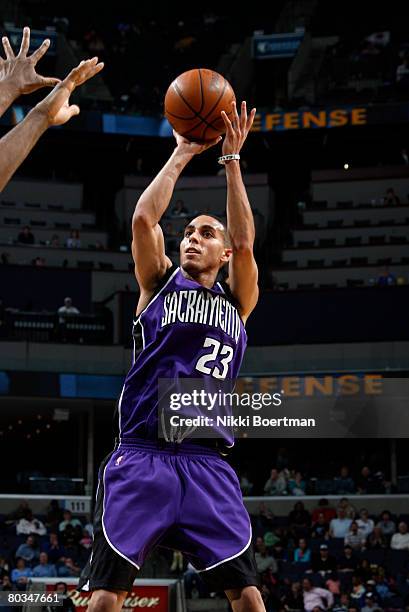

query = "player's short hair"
[185, 215, 231, 247]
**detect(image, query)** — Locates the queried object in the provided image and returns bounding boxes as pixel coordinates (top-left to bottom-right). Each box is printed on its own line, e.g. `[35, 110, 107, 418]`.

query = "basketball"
[164, 68, 236, 142]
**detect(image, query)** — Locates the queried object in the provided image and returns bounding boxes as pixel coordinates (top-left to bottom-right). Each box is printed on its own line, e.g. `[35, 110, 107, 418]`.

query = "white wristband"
[218, 154, 240, 165]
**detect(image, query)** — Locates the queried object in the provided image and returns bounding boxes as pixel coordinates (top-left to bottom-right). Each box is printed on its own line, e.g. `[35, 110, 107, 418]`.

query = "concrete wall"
[0, 206, 95, 227]
[1, 179, 83, 209]
[293, 224, 409, 247]
[303, 206, 409, 228]
[313, 177, 409, 206]
[0, 340, 407, 376]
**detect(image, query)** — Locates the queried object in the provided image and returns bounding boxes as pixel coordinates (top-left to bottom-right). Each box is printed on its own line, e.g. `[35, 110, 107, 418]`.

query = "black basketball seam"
[173, 81, 214, 128]
[181, 108, 234, 140]
[198, 69, 205, 114]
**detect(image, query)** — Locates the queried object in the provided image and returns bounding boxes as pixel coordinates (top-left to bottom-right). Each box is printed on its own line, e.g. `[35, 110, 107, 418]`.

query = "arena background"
[0, 1, 409, 611]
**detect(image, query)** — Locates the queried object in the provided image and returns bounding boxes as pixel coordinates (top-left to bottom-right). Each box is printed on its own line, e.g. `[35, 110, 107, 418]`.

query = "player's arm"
[0, 58, 103, 192]
[0, 27, 60, 118]
[132, 131, 221, 292]
[221, 101, 259, 323]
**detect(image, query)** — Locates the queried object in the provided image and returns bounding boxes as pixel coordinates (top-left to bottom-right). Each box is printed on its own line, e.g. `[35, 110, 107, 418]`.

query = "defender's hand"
[0, 27, 60, 97]
[34, 57, 104, 127]
[174, 129, 222, 156]
[221, 101, 256, 156]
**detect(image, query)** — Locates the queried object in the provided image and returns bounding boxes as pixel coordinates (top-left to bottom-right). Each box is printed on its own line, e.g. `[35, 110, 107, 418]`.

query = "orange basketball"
[164, 68, 235, 142]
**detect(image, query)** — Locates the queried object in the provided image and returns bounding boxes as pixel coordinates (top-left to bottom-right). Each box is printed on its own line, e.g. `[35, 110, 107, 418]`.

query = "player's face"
[180, 215, 231, 273]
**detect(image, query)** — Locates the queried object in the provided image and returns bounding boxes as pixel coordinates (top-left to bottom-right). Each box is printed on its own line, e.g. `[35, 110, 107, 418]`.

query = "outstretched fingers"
[247, 107, 257, 132]
[2, 36, 15, 60]
[18, 26, 30, 57]
[221, 110, 235, 137]
[64, 57, 104, 90]
[30, 38, 51, 64]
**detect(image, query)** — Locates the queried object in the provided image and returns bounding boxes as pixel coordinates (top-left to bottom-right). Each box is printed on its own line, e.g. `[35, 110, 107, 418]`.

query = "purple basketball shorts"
[100, 439, 252, 571]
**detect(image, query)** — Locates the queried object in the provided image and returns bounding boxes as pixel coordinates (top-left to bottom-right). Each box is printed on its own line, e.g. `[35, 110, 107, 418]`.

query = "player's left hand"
[221, 100, 256, 156]
[0, 26, 60, 97]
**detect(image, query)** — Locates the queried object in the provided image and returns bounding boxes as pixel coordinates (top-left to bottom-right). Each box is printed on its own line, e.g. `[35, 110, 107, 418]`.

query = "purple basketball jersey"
[118, 266, 247, 445]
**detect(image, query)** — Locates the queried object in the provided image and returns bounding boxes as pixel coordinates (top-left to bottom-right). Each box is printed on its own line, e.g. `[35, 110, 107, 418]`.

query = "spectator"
[330, 508, 352, 538]
[32, 552, 57, 578]
[58, 298, 80, 325]
[288, 501, 311, 537]
[79, 529, 92, 549]
[288, 471, 306, 496]
[59, 510, 82, 533]
[337, 498, 357, 520]
[334, 467, 355, 494]
[16, 510, 46, 536]
[50, 234, 60, 247]
[376, 511, 396, 538]
[264, 530, 280, 548]
[17, 226, 35, 245]
[391, 522, 409, 550]
[333, 593, 350, 612]
[302, 577, 334, 612]
[239, 472, 253, 495]
[66, 230, 81, 248]
[264, 468, 287, 496]
[171, 199, 188, 216]
[311, 512, 330, 539]
[45, 500, 64, 532]
[51, 582, 76, 612]
[350, 576, 367, 607]
[368, 526, 388, 549]
[326, 572, 341, 596]
[312, 544, 337, 574]
[281, 581, 304, 612]
[57, 557, 81, 577]
[294, 538, 311, 563]
[255, 540, 278, 574]
[338, 545, 359, 572]
[11, 558, 32, 586]
[0, 557, 9, 580]
[383, 188, 400, 206]
[357, 466, 373, 493]
[361, 592, 383, 612]
[312, 499, 337, 524]
[42, 533, 66, 564]
[0, 574, 12, 592]
[15, 535, 40, 564]
[356, 559, 373, 583]
[345, 521, 366, 551]
[357, 509, 375, 538]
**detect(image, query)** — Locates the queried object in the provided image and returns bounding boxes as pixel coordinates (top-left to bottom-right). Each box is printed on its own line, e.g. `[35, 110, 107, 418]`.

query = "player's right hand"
[33, 57, 104, 127]
[173, 129, 222, 156]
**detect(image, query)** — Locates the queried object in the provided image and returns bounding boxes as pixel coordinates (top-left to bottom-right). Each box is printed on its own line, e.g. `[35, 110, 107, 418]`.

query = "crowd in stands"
[0, 501, 92, 591]
[249, 496, 409, 612]
[240, 465, 394, 497]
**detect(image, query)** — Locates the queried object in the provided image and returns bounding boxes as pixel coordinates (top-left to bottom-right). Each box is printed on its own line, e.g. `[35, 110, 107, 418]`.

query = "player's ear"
[220, 247, 232, 264]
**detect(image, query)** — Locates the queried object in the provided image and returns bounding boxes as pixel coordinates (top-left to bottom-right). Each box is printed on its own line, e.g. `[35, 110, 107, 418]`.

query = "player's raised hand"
[34, 57, 104, 126]
[221, 101, 256, 156]
[173, 129, 222, 156]
[0, 26, 60, 96]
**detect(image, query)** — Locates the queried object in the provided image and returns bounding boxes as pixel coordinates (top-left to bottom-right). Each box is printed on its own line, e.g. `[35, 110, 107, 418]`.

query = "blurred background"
[0, 0, 409, 610]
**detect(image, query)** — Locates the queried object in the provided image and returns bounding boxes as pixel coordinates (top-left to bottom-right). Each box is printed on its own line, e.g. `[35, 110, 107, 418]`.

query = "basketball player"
[80, 101, 264, 612]
[0, 27, 103, 191]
